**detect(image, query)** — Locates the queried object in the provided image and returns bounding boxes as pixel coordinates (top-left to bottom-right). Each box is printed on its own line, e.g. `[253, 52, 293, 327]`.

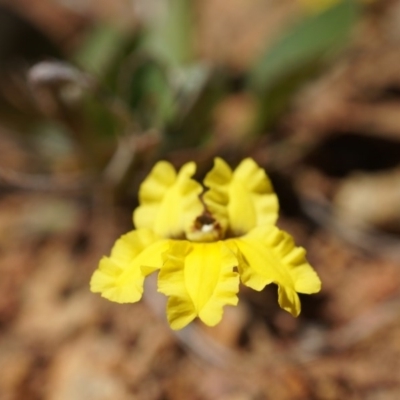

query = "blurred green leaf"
[248, 0, 360, 132]
[74, 24, 129, 77]
[250, 0, 360, 91]
[164, 68, 227, 150]
[127, 60, 177, 128]
[71, 25, 140, 143]
[71, 3, 213, 149]
[82, 95, 121, 138]
[144, 0, 194, 68]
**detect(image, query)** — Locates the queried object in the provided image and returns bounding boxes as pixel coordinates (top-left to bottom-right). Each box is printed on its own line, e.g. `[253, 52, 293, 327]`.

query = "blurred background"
[1, 0, 400, 398]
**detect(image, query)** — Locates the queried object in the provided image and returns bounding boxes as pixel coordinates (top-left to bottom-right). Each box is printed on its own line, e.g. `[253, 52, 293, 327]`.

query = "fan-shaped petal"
[134, 161, 203, 238]
[204, 158, 278, 236]
[90, 229, 169, 303]
[158, 241, 240, 330]
[229, 226, 321, 316]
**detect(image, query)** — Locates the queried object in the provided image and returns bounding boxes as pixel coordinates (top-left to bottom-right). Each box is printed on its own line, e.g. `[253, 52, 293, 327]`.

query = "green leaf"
[250, 0, 360, 91]
[164, 68, 226, 150]
[144, 0, 194, 68]
[74, 24, 129, 77]
[125, 60, 176, 128]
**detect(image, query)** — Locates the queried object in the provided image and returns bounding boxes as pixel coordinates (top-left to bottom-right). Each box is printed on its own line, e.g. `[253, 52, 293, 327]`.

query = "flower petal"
[134, 161, 203, 238]
[158, 241, 240, 330]
[229, 226, 321, 316]
[202, 158, 231, 231]
[204, 158, 278, 235]
[90, 229, 168, 303]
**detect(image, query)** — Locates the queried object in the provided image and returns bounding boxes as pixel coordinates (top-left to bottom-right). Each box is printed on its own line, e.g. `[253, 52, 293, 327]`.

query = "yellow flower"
[90, 158, 321, 330]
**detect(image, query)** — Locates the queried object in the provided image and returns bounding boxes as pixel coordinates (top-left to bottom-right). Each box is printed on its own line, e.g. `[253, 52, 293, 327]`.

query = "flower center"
[186, 214, 223, 242]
